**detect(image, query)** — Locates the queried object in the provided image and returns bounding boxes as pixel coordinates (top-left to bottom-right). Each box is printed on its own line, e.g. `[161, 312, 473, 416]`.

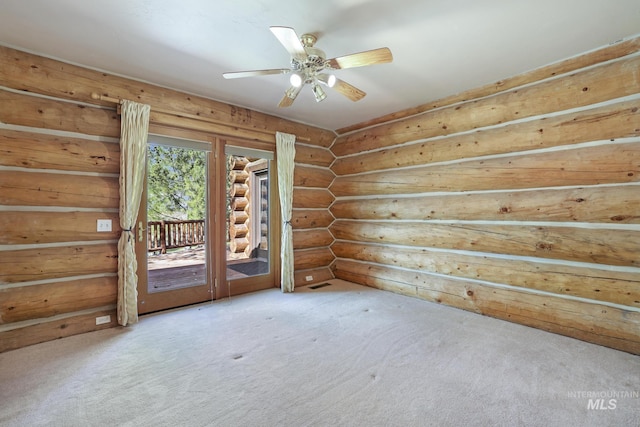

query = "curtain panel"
[117, 100, 150, 325]
[276, 132, 296, 292]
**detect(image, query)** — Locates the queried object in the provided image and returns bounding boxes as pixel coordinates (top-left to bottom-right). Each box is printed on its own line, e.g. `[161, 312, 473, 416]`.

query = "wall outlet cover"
[97, 219, 112, 232]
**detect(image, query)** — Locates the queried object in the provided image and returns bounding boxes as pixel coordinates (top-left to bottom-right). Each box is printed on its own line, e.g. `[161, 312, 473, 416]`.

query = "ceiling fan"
[223, 26, 393, 107]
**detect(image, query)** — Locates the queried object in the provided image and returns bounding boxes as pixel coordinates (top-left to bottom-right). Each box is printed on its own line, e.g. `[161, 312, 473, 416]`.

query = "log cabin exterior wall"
[330, 37, 640, 354]
[0, 46, 336, 352]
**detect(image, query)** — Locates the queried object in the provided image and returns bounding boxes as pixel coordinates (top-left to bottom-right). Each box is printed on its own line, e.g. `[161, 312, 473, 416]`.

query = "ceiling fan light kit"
[223, 26, 393, 107]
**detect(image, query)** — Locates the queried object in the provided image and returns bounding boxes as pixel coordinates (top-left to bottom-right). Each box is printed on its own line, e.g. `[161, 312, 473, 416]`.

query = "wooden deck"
[148, 259, 269, 292]
[148, 264, 206, 290]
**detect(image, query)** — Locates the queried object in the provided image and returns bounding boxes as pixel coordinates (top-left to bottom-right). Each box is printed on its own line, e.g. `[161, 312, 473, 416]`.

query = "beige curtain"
[117, 100, 150, 325]
[276, 131, 296, 292]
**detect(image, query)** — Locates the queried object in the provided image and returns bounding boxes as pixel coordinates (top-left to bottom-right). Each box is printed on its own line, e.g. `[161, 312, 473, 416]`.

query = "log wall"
[0, 46, 335, 352]
[292, 143, 336, 285]
[330, 37, 640, 354]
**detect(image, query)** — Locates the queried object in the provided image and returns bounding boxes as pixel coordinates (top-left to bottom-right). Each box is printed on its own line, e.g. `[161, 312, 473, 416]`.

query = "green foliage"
[147, 145, 206, 221]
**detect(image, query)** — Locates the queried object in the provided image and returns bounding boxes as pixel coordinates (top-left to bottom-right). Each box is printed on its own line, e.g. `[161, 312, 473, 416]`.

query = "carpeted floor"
[0, 280, 638, 426]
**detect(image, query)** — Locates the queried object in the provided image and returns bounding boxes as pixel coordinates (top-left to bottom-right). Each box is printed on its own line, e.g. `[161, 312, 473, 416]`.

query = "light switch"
[97, 219, 112, 232]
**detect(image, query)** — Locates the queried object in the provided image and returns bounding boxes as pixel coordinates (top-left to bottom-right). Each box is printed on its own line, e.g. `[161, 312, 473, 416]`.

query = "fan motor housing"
[291, 35, 327, 82]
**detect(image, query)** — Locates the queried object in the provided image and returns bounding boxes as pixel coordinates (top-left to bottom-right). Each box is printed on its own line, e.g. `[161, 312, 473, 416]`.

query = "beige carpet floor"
[0, 280, 638, 426]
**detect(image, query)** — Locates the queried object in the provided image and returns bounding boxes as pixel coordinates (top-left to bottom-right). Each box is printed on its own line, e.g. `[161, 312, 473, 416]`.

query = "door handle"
[138, 221, 146, 242]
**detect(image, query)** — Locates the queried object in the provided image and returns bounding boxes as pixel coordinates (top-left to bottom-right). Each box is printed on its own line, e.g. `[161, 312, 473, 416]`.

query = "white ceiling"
[1, 0, 639, 131]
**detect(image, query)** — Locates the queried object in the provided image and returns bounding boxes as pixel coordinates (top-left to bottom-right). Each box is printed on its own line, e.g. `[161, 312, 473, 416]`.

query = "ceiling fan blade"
[278, 85, 303, 108]
[270, 26, 307, 61]
[223, 68, 290, 79]
[332, 78, 366, 102]
[326, 47, 393, 70]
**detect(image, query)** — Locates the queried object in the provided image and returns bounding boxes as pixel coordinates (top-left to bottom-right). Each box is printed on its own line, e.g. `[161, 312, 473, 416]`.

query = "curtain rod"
[90, 93, 310, 142]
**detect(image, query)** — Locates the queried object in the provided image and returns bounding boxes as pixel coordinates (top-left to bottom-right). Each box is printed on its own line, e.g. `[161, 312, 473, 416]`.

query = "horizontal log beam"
[295, 144, 335, 167]
[332, 100, 640, 175]
[330, 220, 640, 267]
[0, 276, 117, 324]
[230, 183, 248, 197]
[0, 211, 121, 244]
[0, 170, 119, 208]
[229, 223, 248, 239]
[0, 89, 120, 137]
[293, 229, 334, 249]
[149, 110, 277, 144]
[291, 209, 335, 229]
[330, 142, 640, 197]
[293, 188, 334, 209]
[0, 308, 117, 353]
[337, 36, 640, 134]
[0, 129, 120, 173]
[0, 46, 335, 146]
[332, 259, 640, 354]
[294, 165, 335, 188]
[331, 185, 640, 223]
[332, 55, 640, 156]
[294, 247, 334, 270]
[294, 267, 334, 287]
[230, 170, 249, 183]
[0, 243, 118, 284]
[331, 241, 640, 307]
[230, 210, 248, 225]
[230, 197, 248, 211]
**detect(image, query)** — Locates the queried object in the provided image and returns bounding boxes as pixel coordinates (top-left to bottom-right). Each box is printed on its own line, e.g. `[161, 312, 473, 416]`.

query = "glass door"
[224, 145, 278, 295]
[136, 135, 215, 314]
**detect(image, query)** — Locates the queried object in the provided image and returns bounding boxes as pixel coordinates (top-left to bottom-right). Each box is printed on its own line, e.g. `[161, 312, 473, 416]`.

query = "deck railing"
[148, 219, 205, 254]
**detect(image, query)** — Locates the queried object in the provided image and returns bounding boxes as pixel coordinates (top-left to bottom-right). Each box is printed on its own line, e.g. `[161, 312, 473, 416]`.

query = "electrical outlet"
[95, 315, 111, 325]
[97, 219, 112, 232]
[305, 275, 313, 282]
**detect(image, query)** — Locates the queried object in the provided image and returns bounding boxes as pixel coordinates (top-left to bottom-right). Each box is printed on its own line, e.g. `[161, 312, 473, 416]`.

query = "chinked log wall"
[330, 36, 640, 354]
[0, 46, 336, 352]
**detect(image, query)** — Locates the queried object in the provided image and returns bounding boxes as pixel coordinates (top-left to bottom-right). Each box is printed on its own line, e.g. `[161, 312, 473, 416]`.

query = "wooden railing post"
[160, 220, 166, 254]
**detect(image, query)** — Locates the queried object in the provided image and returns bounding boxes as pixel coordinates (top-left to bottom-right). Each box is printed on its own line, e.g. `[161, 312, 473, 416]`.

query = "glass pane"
[226, 154, 270, 279]
[146, 144, 208, 292]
